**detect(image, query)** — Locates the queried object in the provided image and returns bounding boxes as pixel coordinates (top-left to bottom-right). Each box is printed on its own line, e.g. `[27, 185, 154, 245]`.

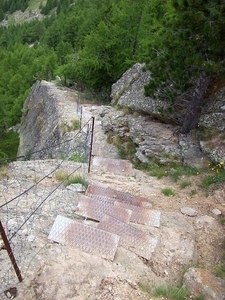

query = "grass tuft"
[161, 187, 175, 196]
[68, 152, 84, 162]
[180, 180, 191, 189]
[64, 175, 88, 188]
[153, 285, 190, 300]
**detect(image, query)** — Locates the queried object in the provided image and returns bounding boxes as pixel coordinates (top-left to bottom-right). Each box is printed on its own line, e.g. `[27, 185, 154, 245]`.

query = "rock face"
[101, 106, 210, 167]
[111, 63, 174, 122]
[109, 63, 225, 166]
[18, 81, 60, 158]
[183, 267, 225, 300]
[17, 80, 85, 159]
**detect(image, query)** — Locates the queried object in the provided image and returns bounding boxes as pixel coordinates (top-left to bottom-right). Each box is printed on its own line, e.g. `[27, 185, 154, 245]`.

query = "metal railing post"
[88, 117, 95, 173]
[0, 220, 23, 282]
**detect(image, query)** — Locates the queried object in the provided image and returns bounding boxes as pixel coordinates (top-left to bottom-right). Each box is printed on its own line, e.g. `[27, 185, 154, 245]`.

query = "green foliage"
[0, 130, 19, 160]
[0, 165, 8, 178]
[199, 163, 225, 189]
[148, 163, 200, 181]
[117, 145, 127, 160]
[137, 282, 152, 294]
[161, 187, 175, 196]
[71, 119, 80, 130]
[0, 0, 29, 14]
[170, 166, 200, 182]
[64, 175, 88, 188]
[219, 217, 225, 225]
[54, 171, 88, 188]
[68, 152, 83, 162]
[180, 180, 192, 189]
[214, 264, 225, 279]
[190, 189, 198, 196]
[138, 282, 204, 300]
[144, 0, 225, 98]
[112, 135, 122, 146]
[0, 0, 224, 140]
[149, 164, 168, 179]
[153, 285, 190, 300]
[60, 119, 80, 134]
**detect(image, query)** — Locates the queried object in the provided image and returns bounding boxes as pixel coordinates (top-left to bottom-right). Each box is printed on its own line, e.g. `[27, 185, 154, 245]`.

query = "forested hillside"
[0, 0, 224, 159]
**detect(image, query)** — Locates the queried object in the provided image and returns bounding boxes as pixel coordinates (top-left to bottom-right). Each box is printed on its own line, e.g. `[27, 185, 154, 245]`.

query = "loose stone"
[180, 207, 197, 217]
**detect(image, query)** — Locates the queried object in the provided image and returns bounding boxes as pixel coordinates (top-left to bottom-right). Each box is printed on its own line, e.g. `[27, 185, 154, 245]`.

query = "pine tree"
[144, 0, 225, 133]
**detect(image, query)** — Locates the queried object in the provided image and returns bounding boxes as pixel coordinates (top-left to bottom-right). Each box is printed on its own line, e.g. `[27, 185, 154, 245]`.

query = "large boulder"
[111, 63, 176, 123]
[17, 80, 84, 159]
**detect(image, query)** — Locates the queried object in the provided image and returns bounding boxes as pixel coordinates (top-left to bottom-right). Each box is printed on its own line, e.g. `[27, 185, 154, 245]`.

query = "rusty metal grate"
[98, 215, 157, 260]
[48, 215, 120, 261]
[92, 157, 135, 175]
[114, 202, 161, 228]
[75, 195, 132, 223]
[86, 184, 152, 208]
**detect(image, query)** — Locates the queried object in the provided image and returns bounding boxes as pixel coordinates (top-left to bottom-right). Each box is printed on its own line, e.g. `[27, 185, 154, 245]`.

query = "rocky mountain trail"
[1, 83, 225, 299]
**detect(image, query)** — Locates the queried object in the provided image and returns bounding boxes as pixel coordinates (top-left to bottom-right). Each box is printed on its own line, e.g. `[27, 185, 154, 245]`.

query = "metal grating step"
[86, 184, 153, 208]
[114, 201, 161, 228]
[75, 195, 132, 223]
[98, 215, 158, 260]
[48, 215, 120, 261]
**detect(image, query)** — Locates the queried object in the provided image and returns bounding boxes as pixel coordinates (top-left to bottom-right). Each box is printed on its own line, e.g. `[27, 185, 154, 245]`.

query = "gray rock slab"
[181, 207, 197, 217]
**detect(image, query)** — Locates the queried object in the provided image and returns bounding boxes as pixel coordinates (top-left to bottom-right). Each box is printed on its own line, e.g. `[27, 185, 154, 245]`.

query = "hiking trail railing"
[0, 107, 95, 299]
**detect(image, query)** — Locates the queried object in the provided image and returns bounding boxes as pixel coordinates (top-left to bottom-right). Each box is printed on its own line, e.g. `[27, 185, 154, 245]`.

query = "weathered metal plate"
[48, 215, 120, 261]
[86, 184, 153, 208]
[86, 194, 115, 205]
[114, 202, 161, 228]
[92, 157, 135, 175]
[75, 195, 132, 223]
[98, 215, 158, 260]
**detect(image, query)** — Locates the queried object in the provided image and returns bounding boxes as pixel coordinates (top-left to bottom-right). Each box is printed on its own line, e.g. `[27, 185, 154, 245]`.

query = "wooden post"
[0, 220, 23, 282]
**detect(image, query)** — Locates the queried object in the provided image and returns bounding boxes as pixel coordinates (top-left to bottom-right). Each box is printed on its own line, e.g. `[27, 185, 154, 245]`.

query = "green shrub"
[137, 282, 152, 294]
[169, 166, 200, 182]
[214, 264, 225, 279]
[71, 119, 80, 130]
[65, 175, 88, 188]
[199, 165, 225, 189]
[219, 218, 225, 225]
[190, 189, 198, 196]
[180, 180, 191, 189]
[149, 165, 168, 179]
[0, 166, 8, 179]
[0, 130, 19, 160]
[61, 120, 80, 134]
[117, 145, 126, 159]
[161, 187, 175, 196]
[123, 139, 136, 159]
[112, 135, 122, 146]
[68, 152, 84, 162]
[138, 282, 204, 300]
[153, 285, 191, 300]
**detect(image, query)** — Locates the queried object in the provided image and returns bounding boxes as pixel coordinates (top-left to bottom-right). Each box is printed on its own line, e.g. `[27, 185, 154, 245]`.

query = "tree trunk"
[181, 72, 210, 134]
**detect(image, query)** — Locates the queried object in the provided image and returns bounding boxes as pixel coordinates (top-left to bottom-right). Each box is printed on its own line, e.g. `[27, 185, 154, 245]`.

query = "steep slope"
[2, 81, 224, 299]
